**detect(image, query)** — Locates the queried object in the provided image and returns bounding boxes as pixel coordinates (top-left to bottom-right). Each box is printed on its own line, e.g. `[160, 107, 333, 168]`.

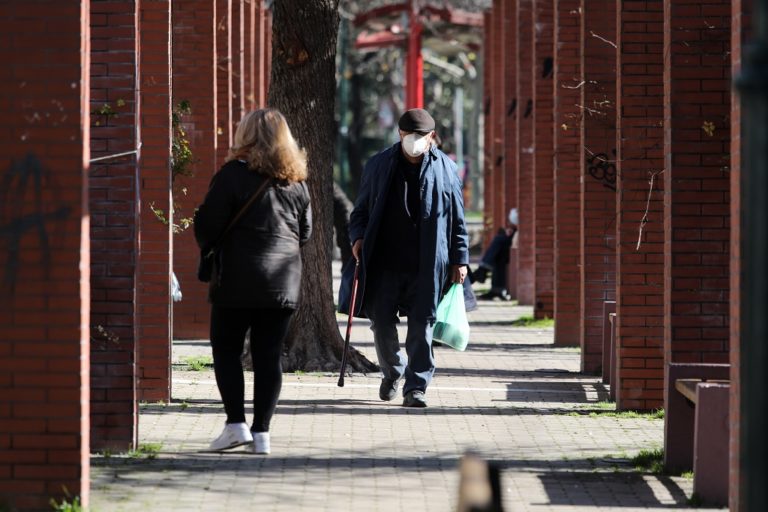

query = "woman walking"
[194, 109, 312, 454]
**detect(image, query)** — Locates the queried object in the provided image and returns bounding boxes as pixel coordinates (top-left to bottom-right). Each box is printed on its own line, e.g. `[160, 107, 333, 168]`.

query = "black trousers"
[210, 305, 293, 432]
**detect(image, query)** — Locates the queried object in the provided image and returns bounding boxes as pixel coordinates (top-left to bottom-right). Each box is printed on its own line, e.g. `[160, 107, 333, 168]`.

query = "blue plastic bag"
[433, 283, 470, 351]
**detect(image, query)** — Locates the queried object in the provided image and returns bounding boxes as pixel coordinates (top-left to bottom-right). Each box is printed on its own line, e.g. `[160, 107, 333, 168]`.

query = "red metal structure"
[353, 0, 482, 109]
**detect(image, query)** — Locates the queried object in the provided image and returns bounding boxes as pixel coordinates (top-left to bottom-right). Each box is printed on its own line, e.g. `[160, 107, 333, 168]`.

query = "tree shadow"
[90, 452, 694, 509]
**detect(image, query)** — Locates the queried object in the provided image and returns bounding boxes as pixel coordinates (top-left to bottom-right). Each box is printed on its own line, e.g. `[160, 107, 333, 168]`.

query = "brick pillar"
[89, 0, 139, 451]
[532, 0, 555, 318]
[516, 0, 535, 305]
[662, 0, 731, 365]
[729, 0, 749, 508]
[483, 12, 492, 234]
[580, 0, 617, 372]
[216, 0, 233, 166]
[485, 0, 505, 236]
[231, 0, 245, 129]
[0, 3, 91, 509]
[244, 0, 255, 111]
[172, 1, 217, 340]
[504, 0, 519, 299]
[615, 0, 665, 410]
[552, 0, 581, 345]
[137, 0, 173, 402]
[254, 3, 270, 107]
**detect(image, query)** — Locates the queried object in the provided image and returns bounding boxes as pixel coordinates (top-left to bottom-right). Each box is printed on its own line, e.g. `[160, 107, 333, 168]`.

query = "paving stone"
[90, 262, 721, 511]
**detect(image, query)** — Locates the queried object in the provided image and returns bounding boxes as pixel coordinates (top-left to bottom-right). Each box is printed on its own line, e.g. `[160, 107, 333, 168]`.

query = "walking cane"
[338, 259, 360, 387]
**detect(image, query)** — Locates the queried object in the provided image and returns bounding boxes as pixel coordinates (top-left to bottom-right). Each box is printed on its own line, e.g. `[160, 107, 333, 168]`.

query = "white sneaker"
[251, 431, 270, 454]
[209, 423, 253, 451]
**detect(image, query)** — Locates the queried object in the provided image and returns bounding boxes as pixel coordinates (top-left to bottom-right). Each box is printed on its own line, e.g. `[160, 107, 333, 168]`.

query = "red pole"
[406, 0, 423, 109]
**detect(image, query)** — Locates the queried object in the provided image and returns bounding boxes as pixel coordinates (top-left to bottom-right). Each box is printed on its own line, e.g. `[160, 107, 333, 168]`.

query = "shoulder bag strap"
[211, 177, 271, 249]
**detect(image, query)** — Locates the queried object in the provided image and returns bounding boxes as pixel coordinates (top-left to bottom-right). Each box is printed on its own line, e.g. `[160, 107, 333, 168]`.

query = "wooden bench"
[665, 364, 730, 506]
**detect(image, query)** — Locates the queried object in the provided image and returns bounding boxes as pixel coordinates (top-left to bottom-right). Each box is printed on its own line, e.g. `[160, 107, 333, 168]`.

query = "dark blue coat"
[338, 143, 469, 321]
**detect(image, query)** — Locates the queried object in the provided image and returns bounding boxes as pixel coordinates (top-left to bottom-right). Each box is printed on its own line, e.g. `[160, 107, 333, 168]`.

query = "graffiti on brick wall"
[586, 149, 617, 191]
[1, 153, 71, 295]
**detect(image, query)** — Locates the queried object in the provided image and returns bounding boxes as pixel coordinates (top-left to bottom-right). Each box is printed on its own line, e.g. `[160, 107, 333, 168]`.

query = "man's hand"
[451, 265, 467, 284]
[352, 239, 363, 261]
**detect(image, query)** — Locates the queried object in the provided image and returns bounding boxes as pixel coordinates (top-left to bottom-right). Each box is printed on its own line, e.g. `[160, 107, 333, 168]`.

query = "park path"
[90, 262, 717, 511]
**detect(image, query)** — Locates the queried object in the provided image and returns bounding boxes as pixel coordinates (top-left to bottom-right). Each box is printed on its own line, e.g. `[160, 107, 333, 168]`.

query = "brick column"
[552, 0, 581, 345]
[137, 0, 173, 402]
[254, 3, 270, 107]
[485, 0, 505, 236]
[0, 3, 91, 509]
[216, 0, 233, 166]
[498, 0, 514, 230]
[580, 0, 617, 372]
[662, 0, 731, 364]
[483, 12, 492, 233]
[504, 0, 519, 299]
[532, 0, 555, 318]
[615, 0, 665, 410]
[516, 0, 535, 305]
[244, 0, 255, 111]
[231, 0, 245, 128]
[729, 0, 749, 508]
[89, 0, 139, 451]
[172, 1, 217, 340]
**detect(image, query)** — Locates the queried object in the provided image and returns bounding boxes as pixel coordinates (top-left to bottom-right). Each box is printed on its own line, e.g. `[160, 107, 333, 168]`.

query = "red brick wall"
[580, 0, 617, 372]
[89, 0, 139, 451]
[552, 0, 581, 345]
[516, 0, 535, 305]
[663, 0, 731, 366]
[614, 0, 665, 410]
[172, 0, 217, 340]
[533, 0, 555, 319]
[0, 2, 91, 509]
[137, 0, 173, 402]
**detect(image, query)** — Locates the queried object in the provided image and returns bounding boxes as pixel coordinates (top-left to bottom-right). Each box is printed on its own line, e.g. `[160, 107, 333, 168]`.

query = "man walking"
[339, 108, 469, 408]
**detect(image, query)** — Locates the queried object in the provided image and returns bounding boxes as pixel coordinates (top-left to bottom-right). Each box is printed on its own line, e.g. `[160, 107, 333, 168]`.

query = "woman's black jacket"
[194, 160, 312, 309]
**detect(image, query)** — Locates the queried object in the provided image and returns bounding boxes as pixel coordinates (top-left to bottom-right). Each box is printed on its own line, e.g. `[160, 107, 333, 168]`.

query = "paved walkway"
[90, 264, 717, 511]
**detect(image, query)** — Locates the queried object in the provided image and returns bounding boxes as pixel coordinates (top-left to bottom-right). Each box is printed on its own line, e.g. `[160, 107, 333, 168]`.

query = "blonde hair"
[227, 108, 308, 182]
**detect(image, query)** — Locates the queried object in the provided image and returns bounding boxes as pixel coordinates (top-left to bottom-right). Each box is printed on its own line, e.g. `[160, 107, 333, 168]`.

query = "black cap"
[398, 108, 435, 134]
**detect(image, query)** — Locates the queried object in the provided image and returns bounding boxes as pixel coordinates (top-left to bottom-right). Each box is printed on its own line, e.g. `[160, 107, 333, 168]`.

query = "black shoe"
[478, 290, 512, 301]
[402, 390, 427, 408]
[379, 378, 398, 401]
[470, 266, 489, 284]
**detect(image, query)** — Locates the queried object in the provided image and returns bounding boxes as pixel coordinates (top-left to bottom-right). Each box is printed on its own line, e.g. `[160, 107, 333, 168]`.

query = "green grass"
[511, 315, 555, 328]
[49, 489, 85, 512]
[182, 355, 213, 371]
[128, 443, 162, 460]
[631, 448, 665, 474]
[681, 470, 694, 480]
[567, 402, 664, 419]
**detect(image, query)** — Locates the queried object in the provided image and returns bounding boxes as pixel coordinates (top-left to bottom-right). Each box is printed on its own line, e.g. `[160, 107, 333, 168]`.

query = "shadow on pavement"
[90, 453, 691, 508]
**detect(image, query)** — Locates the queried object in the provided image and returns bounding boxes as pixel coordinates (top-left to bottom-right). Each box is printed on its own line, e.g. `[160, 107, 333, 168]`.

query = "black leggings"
[209, 305, 293, 432]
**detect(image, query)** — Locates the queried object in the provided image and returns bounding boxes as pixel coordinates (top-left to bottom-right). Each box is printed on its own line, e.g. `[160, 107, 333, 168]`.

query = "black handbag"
[197, 178, 271, 283]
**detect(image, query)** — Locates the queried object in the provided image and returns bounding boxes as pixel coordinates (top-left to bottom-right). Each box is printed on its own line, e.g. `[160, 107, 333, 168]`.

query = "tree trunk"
[267, 0, 376, 373]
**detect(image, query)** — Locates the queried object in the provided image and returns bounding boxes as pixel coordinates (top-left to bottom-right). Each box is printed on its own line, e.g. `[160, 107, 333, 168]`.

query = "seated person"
[470, 208, 518, 301]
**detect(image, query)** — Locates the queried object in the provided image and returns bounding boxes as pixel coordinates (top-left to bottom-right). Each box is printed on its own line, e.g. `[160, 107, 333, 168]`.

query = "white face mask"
[402, 133, 431, 157]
